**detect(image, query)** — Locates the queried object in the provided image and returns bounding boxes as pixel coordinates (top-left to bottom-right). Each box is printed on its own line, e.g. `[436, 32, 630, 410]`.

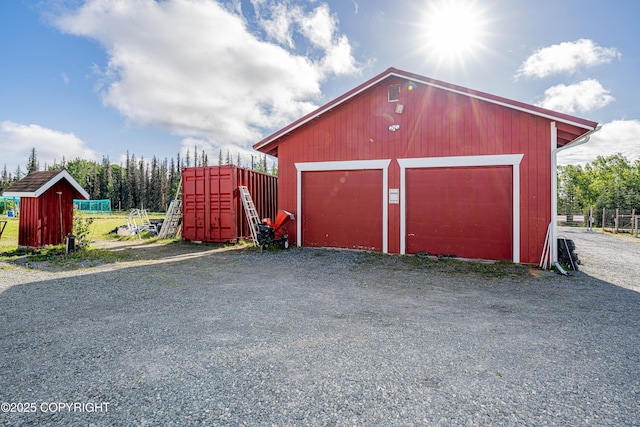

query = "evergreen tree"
[27, 147, 39, 174]
[0, 164, 9, 192]
[126, 152, 138, 208]
[160, 157, 170, 208]
[138, 157, 147, 209]
[90, 161, 100, 199]
[110, 163, 123, 211]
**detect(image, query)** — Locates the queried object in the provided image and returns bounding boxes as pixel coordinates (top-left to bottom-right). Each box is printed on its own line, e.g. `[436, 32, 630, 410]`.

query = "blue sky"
[1, 0, 639, 174]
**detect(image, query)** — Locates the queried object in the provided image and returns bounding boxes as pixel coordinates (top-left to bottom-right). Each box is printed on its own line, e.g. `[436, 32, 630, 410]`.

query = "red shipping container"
[181, 165, 278, 243]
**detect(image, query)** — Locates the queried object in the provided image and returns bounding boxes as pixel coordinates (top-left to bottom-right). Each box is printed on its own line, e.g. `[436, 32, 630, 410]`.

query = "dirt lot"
[1, 231, 639, 426]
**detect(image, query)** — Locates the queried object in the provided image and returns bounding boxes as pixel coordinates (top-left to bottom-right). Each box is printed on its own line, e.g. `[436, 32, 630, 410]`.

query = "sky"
[1, 0, 639, 175]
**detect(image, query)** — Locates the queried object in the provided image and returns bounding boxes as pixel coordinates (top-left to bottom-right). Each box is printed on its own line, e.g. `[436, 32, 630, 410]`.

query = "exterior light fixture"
[389, 124, 400, 132]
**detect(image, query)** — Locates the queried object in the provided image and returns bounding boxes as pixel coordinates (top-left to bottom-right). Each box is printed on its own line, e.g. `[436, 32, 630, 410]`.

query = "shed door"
[406, 166, 512, 260]
[302, 170, 383, 251]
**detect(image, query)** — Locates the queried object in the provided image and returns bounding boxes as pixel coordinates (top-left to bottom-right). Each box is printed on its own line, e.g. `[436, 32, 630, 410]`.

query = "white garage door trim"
[398, 154, 524, 262]
[295, 160, 392, 253]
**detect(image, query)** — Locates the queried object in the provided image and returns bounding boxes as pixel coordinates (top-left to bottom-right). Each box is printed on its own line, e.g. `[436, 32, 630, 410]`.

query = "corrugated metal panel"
[181, 165, 277, 243]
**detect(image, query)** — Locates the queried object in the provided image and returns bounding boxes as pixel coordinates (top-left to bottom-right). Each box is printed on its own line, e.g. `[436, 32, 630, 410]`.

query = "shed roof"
[3, 170, 90, 199]
[254, 67, 600, 157]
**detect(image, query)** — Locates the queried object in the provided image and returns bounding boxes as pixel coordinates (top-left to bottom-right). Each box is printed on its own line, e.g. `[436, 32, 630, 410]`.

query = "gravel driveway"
[1, 235, 639, 426]
[558, 226, 640, 293]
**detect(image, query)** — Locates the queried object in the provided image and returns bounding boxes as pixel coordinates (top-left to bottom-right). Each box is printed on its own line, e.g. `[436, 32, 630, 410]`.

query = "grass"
[85, 213, 166, 240]
[355, 250, 530, 278]
[0, 218, 19, 252]
[0, 213, 167, 269]
[0, 244, 134, 270]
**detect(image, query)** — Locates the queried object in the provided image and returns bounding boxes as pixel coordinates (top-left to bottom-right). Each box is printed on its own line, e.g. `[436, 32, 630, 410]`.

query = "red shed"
[254, 67, 600, 264]
[181, 165, 277, 243]
[3, 170, 89, 248]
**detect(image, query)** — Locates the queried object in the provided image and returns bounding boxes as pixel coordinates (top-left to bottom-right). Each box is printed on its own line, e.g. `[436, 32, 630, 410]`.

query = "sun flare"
[422, 0, 487, 66]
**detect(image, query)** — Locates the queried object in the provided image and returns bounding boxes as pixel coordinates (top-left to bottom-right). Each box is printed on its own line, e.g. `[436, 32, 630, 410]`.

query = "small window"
[388, 84, 400, 102]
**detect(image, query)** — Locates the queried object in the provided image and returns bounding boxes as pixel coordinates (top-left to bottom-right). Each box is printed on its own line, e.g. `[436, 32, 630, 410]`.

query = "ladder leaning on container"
[158, 177, 183, 240]
[238, 186, 261, 246]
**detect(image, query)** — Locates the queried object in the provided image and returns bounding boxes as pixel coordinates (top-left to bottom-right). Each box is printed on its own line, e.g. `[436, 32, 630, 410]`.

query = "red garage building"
[254, 67, 599, 264]
[3, 170, 89, 248]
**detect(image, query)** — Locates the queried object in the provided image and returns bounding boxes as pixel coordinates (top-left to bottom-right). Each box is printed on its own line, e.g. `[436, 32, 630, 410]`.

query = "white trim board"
[397, 154, 524, 262]
[295, 159, 392, 253]
[3, 170, 90, 200]
[255, 69, 596, 152]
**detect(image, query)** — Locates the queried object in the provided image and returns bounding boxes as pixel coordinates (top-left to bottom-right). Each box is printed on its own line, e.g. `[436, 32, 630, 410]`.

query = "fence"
[73, 199, 112, 215]
[558, 207, 639, 237]
[602, 208, 638, 237]
[556, 214, 587, 227]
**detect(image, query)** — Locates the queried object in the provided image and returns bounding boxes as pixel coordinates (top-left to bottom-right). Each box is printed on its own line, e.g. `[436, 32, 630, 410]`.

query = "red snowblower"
[256, 210, 295, 250]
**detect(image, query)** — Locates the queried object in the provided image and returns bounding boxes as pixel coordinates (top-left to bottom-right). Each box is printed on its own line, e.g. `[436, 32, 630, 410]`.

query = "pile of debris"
[115, 209, 163, 239]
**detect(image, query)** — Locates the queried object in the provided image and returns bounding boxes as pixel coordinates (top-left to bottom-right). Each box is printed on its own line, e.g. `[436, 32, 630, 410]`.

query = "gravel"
[1, 231, 639, 426]
[558, 226, 640, 293]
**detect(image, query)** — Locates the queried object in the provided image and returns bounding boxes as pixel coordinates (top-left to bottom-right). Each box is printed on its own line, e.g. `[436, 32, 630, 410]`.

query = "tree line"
[558, 153, 640, 225]
[3, 149, 637, 218]
[1, 148, 276, 212]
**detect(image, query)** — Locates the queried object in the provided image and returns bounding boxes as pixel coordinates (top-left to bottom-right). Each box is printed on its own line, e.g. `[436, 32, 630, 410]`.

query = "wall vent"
[388, 84, 400, 102]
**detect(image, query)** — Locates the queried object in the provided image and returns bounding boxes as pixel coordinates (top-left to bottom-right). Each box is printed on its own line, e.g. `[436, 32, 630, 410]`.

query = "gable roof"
[3, 170, 90, 199]
[254, 67, 600, 157]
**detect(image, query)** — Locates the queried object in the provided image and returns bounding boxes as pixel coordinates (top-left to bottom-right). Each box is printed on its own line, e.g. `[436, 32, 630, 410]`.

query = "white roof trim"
[395, 73, 597, 131]
[3, 170, 90, 199]
[255, 69, 597, 151]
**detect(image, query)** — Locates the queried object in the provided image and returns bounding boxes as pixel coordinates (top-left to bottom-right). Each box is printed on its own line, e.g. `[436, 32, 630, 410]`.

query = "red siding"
[275, 76, 552, 264]
[181, 165, 277, 243]
[18, 181, 75, 248]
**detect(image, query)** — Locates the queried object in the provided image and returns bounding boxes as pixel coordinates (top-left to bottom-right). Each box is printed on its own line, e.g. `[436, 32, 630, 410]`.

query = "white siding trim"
[295, 159, 392, 253]
[255, 70, 596, 152]
[3, 170, 90, 200]
[397, 154, 524, 262]
[389, 73, 596, 131]
[550, 122, 559, 264]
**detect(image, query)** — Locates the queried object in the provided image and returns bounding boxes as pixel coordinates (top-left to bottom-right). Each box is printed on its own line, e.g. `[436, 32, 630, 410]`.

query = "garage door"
[302, 169, 383, 251]
[406, 166, 513, 260]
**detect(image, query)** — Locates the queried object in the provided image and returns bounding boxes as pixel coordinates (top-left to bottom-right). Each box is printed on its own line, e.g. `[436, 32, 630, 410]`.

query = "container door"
[181, 167, 206, 241]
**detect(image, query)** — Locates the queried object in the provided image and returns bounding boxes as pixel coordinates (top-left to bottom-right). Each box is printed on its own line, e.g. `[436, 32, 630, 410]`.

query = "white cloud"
[516, 39, 620, 79]
[252, 1, 359, 76]
[0, 121, 98, 173]
[558, 119, 640, 165]
[536, 79, 614, 115]
[298, 3, 335, 50]
[257, 2, 296, 48]
[54, 0, 361, 148]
